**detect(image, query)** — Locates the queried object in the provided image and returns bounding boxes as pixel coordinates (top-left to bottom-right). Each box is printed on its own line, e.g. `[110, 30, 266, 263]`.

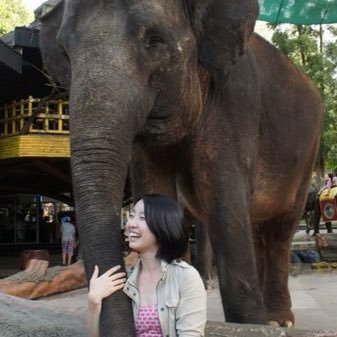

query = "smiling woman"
[87, 194, 207, 337]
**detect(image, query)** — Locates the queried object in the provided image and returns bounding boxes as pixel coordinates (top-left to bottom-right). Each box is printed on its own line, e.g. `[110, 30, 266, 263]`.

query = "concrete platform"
[208, 267, 337, 330]
[208, 230, 337, 330]
[1, 230, 337, 333]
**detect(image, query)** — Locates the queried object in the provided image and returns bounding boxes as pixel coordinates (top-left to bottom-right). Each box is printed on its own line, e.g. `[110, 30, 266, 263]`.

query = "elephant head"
[39, 1, 259, 336]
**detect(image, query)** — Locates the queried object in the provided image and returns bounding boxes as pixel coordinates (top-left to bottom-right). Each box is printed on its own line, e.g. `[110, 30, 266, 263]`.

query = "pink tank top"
[135, 305, 162, 337]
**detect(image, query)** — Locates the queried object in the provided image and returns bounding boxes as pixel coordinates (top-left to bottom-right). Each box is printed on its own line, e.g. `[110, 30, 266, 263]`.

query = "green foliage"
[0, 0, 33, 35]
[270, 24, 337, 173]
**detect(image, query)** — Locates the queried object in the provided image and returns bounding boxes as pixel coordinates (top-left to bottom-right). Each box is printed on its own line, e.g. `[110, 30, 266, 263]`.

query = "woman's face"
[126, 199, 158, 254]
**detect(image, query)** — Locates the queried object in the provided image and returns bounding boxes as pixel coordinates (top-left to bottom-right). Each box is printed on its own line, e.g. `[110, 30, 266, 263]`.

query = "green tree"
[0, 0, 33, 35]
[270, 24, 337, 175]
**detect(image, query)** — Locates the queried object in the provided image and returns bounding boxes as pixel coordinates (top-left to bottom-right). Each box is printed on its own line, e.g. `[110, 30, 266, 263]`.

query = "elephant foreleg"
[313, 197, 321, 235]
[261, 215, 297, 327]
[204, 195, 267, 324]
[195, 220, 214, 289]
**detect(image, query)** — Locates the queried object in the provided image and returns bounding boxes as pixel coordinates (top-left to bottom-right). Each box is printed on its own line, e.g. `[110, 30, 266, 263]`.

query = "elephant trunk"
[69, 73, 146, 336]
[72, 136, 134, 336]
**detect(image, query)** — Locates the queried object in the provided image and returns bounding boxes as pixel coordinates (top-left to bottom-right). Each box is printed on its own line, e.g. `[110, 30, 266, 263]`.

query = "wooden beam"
[0, 185, 73, 205]
[32, 159, 72, 185]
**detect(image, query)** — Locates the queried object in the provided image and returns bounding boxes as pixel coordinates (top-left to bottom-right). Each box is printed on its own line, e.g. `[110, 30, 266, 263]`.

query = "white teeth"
[129, 232, 140, 238]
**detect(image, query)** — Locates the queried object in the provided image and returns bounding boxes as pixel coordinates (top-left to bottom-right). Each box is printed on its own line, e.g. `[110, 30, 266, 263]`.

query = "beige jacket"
[123, 259, 207, 337]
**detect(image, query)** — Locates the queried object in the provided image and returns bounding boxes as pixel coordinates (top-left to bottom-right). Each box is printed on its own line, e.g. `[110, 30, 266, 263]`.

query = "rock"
[315, 233, 337, 261]
[205, 321, 337, 337]
[312, 261, 330, 269]
[0, 260, 87, 299]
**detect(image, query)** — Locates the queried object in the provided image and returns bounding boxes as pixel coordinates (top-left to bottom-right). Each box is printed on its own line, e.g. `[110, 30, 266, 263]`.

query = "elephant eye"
[146, 35, 164, 48]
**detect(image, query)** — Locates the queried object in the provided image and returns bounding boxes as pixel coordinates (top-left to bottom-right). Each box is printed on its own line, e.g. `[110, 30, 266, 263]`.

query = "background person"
[314, 173, 336, 235]
[60, 216, 76, 266]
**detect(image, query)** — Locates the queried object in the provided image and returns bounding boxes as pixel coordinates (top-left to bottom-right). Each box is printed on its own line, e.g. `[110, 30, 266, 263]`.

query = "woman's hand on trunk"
[88, 265, 126, 304]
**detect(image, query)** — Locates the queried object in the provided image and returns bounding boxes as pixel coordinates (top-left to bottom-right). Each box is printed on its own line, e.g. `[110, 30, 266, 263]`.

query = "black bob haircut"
[136, 194, 189, 263]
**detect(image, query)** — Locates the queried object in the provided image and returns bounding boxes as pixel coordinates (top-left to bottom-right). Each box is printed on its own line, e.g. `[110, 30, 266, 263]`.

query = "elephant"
[303, 190, 318, 233]
[304, 190, 334, 235]
[39, 0, 322, 336]
[184, 212, 214, 289]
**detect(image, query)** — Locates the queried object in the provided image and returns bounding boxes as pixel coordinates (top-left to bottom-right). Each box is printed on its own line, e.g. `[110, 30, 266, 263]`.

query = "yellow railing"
[0, 96, 69, 138]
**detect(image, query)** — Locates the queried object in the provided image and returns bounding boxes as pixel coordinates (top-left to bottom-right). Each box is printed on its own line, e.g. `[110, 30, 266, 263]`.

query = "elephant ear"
[186, 0, 259, 81]
[39, 0, 71, 89]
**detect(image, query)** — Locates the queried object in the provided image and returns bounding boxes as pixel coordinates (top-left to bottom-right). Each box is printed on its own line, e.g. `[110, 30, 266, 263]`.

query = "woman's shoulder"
[171, 259, 191, 268]
[168, 260, 205, 294]
[170, 259, 201, 278]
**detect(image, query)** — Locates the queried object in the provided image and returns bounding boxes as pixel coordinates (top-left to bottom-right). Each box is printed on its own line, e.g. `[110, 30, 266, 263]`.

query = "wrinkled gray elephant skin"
[39, 1, 322, 336]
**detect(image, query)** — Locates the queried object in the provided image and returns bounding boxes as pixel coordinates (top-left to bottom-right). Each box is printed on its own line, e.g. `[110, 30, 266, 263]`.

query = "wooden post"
[4, 105, 8, 135]
[58, 100, 63, 132]
[12, 100, 16, 134]
[20, 99, 24, 130]
[28, 96, 33, 133]
[44, 101, 49, 131]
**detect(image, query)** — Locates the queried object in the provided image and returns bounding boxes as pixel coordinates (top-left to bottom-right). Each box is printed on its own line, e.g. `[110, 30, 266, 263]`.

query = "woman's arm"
[87, 265, 126, 337]
[87, 291, 102, 337]
[176, 267, 207, 337]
